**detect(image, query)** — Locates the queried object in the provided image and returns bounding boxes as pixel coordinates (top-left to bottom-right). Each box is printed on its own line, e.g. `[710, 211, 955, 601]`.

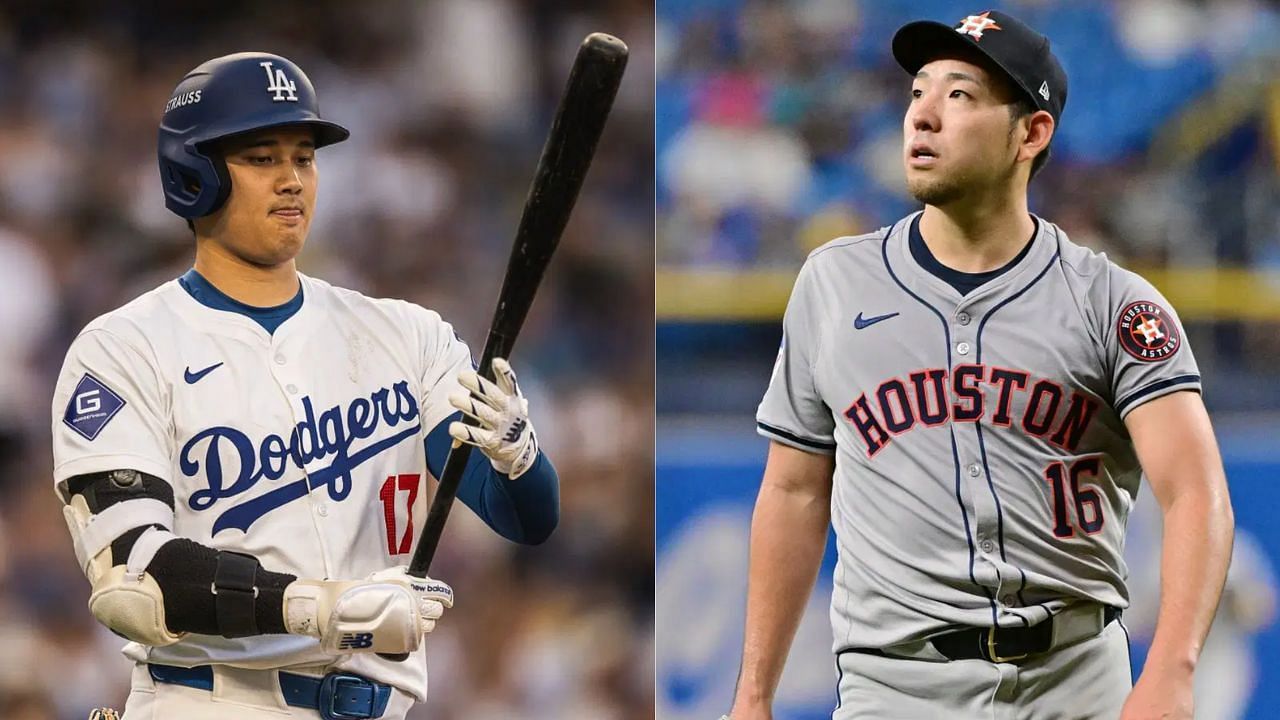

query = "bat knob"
[582, 32, 629, 59]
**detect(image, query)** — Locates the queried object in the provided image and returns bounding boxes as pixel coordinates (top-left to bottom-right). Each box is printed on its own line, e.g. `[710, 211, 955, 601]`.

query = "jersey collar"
[172, 271, 324, 344]
[888, 210, 1056, 308]
[178, 268, 304, 335]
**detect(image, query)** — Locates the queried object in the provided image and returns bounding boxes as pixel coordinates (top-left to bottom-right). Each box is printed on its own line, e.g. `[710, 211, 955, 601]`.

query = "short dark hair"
[1009, 95, 1051, 180]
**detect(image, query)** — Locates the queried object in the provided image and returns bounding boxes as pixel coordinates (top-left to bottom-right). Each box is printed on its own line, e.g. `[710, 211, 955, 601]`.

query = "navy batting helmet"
[157, 52, 349, 220]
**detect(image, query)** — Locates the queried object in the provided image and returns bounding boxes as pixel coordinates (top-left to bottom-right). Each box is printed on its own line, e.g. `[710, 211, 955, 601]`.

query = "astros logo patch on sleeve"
[1117, 300, 1181, 362]
[63, 373, 126, 440]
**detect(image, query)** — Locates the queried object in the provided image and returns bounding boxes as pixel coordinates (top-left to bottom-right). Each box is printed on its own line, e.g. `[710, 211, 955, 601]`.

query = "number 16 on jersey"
[1043, 457, 1105, 538]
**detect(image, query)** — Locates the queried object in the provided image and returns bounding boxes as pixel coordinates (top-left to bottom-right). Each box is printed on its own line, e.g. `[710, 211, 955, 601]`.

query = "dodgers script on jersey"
[52, 273, 470, 700]
[757, 212, 1200, 653]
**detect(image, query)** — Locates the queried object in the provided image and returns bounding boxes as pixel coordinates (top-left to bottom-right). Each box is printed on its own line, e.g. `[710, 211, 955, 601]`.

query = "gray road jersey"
[757, 212, 1200, 652]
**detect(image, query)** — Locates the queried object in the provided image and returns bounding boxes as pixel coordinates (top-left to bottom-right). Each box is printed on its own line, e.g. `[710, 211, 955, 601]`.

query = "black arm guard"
[67, 469, 174, 564]
[148, 540, 293, 636]
[66, 471, 295, 637]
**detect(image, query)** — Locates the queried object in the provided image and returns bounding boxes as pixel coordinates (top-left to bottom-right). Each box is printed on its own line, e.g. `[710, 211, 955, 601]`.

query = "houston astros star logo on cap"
[956, 11, 1002, 40]
[894, 9, 1068, 123]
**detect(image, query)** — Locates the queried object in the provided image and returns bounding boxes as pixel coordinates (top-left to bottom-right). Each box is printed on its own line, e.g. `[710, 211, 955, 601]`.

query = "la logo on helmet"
[259, 61, 298, 102]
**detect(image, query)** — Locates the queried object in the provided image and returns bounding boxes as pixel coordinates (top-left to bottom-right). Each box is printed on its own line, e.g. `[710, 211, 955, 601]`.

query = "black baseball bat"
[407, 33, 628, 577]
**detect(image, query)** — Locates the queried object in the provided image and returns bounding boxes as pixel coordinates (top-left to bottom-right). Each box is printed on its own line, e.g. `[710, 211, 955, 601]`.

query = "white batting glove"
[365, 566, 455, 634]
[282, 569, 453, 655]
[448, 357, 540, 479]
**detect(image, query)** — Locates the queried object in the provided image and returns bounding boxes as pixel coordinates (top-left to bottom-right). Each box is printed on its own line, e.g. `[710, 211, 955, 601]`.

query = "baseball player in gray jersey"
[726, 11, 1233, 720]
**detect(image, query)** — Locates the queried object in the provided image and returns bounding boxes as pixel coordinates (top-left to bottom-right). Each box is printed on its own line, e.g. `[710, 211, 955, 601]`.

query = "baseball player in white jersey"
[51, 53, 560, 719]
[726, 11, 1234, 720]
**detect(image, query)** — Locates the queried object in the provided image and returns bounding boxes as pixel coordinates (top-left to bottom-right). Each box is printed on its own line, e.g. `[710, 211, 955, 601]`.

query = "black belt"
[148, 664, 392, 719]
[847, 606, 1120, 663]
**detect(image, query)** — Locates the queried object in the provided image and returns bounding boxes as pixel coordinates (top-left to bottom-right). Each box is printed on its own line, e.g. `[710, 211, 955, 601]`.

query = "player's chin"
[906, 175, 964, 207]
[254, 229, 307, 265]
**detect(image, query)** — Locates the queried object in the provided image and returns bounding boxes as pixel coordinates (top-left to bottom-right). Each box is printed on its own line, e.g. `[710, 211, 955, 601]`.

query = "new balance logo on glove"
[337, 632, 374, 650]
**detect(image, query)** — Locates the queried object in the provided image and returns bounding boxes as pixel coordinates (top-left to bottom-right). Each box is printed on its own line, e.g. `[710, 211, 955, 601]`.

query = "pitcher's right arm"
[728, 442, 834, 719]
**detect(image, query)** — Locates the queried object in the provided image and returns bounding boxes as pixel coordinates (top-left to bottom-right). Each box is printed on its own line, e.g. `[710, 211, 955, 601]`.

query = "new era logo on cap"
[1039, 81, 1050, 101]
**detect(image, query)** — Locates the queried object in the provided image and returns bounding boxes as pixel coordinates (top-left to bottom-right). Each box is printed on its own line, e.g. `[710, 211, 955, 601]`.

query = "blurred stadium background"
[0, 1, 653, 719]
[656, 1, 1280, 718]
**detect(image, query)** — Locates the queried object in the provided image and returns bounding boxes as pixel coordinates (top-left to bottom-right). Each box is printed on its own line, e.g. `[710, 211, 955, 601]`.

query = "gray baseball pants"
[834, 620, 1133, 719]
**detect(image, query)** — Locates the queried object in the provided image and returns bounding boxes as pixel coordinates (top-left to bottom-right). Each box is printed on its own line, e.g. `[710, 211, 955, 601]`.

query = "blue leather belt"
[148, 663, 392, 719]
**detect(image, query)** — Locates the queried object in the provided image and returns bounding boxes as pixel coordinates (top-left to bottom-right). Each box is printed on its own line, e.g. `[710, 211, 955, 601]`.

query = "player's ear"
[1018, 110, 1054, 165]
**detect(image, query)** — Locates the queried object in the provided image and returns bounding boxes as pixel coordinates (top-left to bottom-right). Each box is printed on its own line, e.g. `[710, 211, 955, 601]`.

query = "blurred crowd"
[0, 1, 654, 718]
[657, 0, 1280, 413]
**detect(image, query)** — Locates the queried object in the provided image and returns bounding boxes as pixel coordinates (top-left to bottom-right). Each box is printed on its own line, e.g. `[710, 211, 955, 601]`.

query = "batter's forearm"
[427, 418, 560, 544]
[465, 451, 560, 544]
[148, 538, 295, 635]
[733, 482, 830, 709]
[1144, 489, 1233, 673]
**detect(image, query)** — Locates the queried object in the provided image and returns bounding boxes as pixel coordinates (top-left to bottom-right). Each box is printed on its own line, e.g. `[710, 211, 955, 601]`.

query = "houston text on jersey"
[844, 364, 1099, 458]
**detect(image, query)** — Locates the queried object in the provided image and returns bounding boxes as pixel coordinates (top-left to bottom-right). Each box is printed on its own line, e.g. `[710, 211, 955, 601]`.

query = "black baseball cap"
[892, 10, 1067, 124]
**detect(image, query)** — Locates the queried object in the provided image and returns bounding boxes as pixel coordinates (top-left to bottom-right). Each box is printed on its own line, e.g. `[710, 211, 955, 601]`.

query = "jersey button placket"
[952, 306, 972, 356]
[951, 305, 996, 586]
[273, 354, 302, 398]
[271, 353, 310, 483]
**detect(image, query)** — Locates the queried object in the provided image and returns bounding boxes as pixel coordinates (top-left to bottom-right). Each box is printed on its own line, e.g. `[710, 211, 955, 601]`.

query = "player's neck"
[919, 195, 1035, 274]
[192, 244, 300, 307]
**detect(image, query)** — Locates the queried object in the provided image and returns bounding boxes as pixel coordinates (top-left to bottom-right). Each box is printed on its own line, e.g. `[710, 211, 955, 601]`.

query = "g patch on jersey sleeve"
[1117, 300, 1181, 362]
[63, 373, 127, 441]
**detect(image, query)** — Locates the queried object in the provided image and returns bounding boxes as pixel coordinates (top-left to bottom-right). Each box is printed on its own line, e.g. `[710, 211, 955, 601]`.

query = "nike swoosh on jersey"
[184, 362, 224, 384]
[854, 312, 900, 330]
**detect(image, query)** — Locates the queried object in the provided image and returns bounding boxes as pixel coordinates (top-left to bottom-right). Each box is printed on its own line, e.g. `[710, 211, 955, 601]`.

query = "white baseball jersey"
[758, 212, 1201, 653]
[52, 272, 471, 701]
